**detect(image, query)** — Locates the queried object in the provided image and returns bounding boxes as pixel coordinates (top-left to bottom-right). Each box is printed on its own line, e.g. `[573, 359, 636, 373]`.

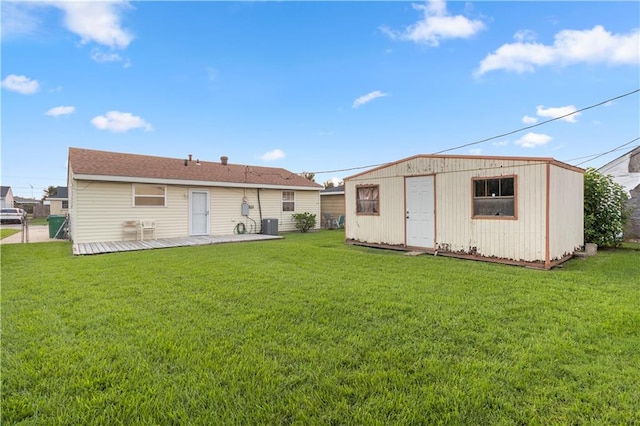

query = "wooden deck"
[72, 234, 283, 256]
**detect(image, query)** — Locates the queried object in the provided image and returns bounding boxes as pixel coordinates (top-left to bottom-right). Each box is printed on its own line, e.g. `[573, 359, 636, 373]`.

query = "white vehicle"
[0, 208, 26, 224]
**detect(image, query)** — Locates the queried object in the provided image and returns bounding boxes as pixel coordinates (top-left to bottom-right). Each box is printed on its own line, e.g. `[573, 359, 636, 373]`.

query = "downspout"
[545, 162, 551, 270]
[257, 188, 263, 233]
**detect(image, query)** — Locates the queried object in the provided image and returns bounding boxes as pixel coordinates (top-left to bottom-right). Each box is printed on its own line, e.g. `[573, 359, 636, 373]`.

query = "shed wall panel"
[346, 156, 563, 262]
[548, 165, 584, 259]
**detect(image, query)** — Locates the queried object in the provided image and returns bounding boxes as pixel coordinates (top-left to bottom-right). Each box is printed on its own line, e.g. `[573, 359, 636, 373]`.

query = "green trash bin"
[48, 215, 66, 239]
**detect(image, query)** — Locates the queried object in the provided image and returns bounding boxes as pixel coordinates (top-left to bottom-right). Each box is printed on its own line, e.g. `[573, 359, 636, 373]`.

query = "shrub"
[292, 212, 317, 233]
[584, 168, 629, 247]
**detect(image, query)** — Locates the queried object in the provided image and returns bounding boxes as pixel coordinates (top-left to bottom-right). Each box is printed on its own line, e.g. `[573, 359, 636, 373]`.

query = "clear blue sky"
[2, 1, 639, 198]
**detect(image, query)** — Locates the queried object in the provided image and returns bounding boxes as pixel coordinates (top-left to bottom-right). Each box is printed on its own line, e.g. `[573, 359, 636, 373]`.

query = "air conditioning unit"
[262, 218, 278, 235]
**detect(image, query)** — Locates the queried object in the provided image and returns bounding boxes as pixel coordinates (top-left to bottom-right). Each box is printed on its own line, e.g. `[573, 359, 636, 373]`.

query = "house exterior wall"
[320, 194, 345, 227]
[598, 147, 640, 239]
[1, 188, 15, 209]
[345, 156, 583, 265]
[69, 177, 320, 243]
[49, 200, 68, 215]
[548, 164, 584, 260]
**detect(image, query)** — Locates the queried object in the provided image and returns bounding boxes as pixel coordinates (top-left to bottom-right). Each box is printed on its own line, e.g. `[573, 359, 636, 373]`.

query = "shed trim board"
[344, 154, 584, 269]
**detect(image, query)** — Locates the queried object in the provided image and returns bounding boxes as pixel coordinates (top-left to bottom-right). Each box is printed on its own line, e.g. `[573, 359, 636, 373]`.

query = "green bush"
[292, 212, 317, 233]
[584, 168, 629, 247]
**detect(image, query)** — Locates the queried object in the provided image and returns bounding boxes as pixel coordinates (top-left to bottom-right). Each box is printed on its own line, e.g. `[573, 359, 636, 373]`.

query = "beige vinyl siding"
[70, 180, 321, 243]
[49, 200, 68, 215]
[548, 164, 584, 259]
[208, 187, 320, 234]
[71, 181, 189, 243]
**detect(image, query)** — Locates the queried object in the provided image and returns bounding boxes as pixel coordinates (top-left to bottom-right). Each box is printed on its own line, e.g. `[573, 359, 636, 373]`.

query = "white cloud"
[0, 2, 41, 38]
[536, 105, 580, 123]
[514, 132, 552, 148]
[381, 0, 485, 47]
[56, 1, 134, 49]
[45, 106, 75, 117]
[352, 90, 388, 109]
[259, 149, 285, 162]
[469, 148, 482, 155]
[492, 140, 509, 147]
[91, 49, 130, 67]
[1, 74, 40, 94]
[91, 111, 153, 132]
[522, 115, 538, 124]
[476, 25, 640, 75]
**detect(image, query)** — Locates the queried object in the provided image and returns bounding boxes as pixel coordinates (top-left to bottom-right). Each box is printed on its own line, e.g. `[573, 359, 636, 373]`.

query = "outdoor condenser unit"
[262, 218, 278, 236]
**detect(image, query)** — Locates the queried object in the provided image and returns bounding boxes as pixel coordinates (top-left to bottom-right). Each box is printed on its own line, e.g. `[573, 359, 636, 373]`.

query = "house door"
[189, 190, 210, 236]
[405, 176, 435, 248]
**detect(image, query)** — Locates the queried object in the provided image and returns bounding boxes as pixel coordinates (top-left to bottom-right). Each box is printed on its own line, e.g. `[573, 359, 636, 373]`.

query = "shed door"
[406, 176, 435, 248]
[189, 190, 210, 236]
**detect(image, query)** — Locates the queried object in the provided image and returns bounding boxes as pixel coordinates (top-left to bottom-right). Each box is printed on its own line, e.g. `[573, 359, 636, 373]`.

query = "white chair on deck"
[140, 219, 156, 240]
[122, 220, 139, 240]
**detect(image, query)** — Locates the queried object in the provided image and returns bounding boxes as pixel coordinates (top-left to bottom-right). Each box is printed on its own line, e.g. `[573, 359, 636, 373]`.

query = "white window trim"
[282, 190, 295, 212]
[132, 184, 167, 207]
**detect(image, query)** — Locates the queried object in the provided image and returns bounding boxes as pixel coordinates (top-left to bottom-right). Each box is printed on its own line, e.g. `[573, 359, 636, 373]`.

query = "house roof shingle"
[47, 187, 68, 199]
[68, 148, 322, 189]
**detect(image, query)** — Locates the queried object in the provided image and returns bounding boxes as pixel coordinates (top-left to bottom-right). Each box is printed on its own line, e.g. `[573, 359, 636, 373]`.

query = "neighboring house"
[67, 148, 322, 243]
[344, 154, 584, 269]
[320, 185, 345, 228]
[598, 146, 640, 239]
[1, 186, 14, 209]
[46, 186, 69, 215]
[13, 196, 41, 214]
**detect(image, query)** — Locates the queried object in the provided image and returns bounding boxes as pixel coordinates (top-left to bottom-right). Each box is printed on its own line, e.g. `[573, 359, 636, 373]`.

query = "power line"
[574, 137, 640, 166]
[433, 88, 640, 154]
[308, 88, 639, 175]
[564, 143, 639, 163]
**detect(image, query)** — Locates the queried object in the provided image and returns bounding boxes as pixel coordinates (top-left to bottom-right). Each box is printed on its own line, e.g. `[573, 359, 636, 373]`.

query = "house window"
[356, 185, 379, 215]
[472, 176, 515, 218]
[133, 184, 166, 207]
[282, 191, 295, 212]
[62, 201, 69, 209]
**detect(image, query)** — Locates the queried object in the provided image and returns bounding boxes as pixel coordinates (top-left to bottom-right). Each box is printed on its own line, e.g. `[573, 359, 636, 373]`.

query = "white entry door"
[189, 190, 210, 236]
[406, 176, 435, 248]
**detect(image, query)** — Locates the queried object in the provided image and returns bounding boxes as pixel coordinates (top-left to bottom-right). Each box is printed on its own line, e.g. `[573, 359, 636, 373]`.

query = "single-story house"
[598, 146, 640, 239]
[320, 185, 344, 228]
[46, 186, 69, 215]
[344, 154, 584, 269]
[67, 148, 322, 243]
[1, 186, 14, 209]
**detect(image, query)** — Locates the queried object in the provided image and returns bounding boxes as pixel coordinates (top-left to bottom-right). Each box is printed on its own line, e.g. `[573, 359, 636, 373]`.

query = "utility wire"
[574, 137, 640, 166]
[564, 143, 639, 163]
[433, 88, 639, 154]
[310, 88, 639, 175]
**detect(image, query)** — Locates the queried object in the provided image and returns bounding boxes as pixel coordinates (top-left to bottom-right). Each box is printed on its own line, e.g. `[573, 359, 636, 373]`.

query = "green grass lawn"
[2, 231, 639, 424]
[0, 229, 20, 240]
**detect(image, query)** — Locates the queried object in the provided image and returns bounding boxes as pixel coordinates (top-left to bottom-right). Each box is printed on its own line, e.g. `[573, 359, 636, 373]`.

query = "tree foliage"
[291, 212, 317, 233]
[584, 168, 629, 247]
[323, 180, 335, 188]
[300, 172, 315, 182]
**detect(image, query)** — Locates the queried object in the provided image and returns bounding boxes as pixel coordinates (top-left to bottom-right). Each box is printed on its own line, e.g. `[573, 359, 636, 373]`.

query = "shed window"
[473, 176, 515, 218]
[133, 184, 166, 207]
[282, 191, 295, 212]
[357, 185, 379, 215]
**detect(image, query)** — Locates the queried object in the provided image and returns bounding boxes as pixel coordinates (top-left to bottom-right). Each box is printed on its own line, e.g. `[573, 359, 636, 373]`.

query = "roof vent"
[220, 156, 228, 166]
